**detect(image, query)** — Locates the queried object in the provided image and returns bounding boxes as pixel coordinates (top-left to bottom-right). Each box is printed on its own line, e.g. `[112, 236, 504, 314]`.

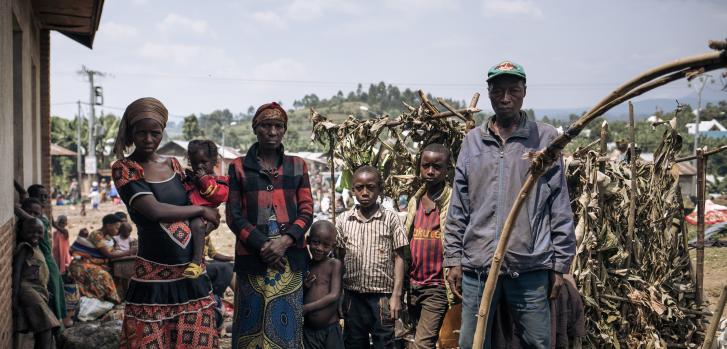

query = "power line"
[52, 71, 695, 90]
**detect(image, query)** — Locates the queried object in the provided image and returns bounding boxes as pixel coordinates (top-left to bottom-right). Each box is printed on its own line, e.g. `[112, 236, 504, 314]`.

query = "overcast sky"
[50, 0, 727, 122]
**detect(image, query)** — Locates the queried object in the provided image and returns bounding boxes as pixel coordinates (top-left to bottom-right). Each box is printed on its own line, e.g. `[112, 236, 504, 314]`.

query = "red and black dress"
[112, 158, 219, 349]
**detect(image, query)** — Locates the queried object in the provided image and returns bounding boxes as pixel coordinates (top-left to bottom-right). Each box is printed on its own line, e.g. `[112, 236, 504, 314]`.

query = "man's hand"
[260, 235, 293, 266]
[447, 266, 463, 300]
[549, 271, 564, 300]
[389, 295, 401, 320]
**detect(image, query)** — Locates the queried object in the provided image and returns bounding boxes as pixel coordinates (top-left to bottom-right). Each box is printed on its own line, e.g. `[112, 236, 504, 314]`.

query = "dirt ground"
[693, 248, 727, 309]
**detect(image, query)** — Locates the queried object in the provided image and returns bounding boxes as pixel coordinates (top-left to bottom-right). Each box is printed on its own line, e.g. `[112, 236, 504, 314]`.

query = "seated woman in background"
[68, 214, 136, 303]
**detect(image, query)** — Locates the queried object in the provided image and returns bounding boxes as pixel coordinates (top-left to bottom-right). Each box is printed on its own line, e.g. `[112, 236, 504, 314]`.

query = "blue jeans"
[459, 269, 551, 349]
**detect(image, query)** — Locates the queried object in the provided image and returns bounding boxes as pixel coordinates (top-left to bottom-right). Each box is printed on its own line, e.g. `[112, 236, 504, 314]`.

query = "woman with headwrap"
[226, 102, 314, 348]
[111, 97, 221, 349]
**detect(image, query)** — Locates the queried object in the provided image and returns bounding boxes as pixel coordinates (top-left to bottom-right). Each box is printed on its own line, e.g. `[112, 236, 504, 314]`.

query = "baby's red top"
[185, 174, 229, 207]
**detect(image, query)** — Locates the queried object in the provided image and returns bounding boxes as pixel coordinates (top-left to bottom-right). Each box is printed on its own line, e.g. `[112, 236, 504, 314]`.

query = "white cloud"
[251, 58, 307, 81]
[482, 0, 543, 19]
[386, 0, 460, 13]
[157, 13, 211, 36]
[138, 42, 203, 66]
[250, 11, 289, 30]
[98, 21, 140, 39]
[137, 42, 240, 76]
[284, 0, 361, 21]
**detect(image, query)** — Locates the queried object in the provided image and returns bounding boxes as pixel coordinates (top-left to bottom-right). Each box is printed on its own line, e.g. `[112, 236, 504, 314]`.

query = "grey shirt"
[443, 113, 576, 274]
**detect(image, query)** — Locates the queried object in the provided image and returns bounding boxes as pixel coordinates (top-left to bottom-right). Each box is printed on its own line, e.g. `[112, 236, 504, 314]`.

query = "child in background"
[336, 166, 409, 349]
[89, 182, 100, 210]
[22, 184, 71, 328]
[183, 140, 229, 278]
[303, 220, 343, 349]
[114, 222, 134, 252]
[13, 218, 61, 349]
[78, 228, 89, 239]
[52, 215, 71, 274]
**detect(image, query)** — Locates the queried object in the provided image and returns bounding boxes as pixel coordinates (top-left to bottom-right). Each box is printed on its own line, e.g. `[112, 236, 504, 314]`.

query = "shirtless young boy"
[303, 220, 343, 349]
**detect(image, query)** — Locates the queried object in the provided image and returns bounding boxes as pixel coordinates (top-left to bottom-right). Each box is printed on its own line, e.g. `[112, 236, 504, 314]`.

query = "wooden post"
[626, 102, 637, 267]
[696, 148, 705, 304]
[703, 284, 727, 349]
[328, 132, 337, 226]
[466, 93, 480, 130]
[599, 120, 608, 172]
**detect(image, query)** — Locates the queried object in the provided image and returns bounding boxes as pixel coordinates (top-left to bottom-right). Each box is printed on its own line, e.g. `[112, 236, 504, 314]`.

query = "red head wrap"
[252, 102, 288, 130]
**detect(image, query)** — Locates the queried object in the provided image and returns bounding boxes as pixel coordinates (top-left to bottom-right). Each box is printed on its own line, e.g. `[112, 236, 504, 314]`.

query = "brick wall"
[0, 219, 15, 348]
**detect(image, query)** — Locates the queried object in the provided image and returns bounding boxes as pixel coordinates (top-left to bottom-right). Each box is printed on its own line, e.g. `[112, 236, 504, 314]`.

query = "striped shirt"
[409, 204, 444, 286]
[336, 205, 409, 293]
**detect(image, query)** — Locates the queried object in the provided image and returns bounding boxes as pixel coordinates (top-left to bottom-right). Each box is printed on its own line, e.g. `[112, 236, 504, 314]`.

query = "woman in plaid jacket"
[226, 102, 314, 349]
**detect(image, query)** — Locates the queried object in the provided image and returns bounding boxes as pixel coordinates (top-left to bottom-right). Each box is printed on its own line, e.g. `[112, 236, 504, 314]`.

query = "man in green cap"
[443, 61, 576, 348]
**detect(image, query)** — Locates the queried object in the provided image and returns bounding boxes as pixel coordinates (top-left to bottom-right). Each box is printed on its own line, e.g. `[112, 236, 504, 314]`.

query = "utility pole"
[76, 100, 82, 180]
[78, 66, 106, 183]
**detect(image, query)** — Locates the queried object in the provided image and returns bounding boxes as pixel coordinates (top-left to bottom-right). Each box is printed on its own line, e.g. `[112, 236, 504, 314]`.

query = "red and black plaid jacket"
[225, 143, 314, 274]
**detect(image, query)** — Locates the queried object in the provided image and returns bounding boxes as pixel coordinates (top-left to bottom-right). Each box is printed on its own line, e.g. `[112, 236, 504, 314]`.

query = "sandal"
[183, 262, 204, 278]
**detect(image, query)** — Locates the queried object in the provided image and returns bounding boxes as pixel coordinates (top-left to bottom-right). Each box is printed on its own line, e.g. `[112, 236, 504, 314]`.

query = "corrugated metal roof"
[50, 143, 77, 156]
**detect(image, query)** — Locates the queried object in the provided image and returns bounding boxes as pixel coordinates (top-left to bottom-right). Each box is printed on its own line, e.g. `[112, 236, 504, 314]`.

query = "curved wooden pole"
[471, 49, 726, 349]
[703, 284, 727, 349]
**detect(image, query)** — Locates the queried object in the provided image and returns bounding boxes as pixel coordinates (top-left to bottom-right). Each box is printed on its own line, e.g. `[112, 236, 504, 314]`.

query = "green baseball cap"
[486, 60, 526, 82]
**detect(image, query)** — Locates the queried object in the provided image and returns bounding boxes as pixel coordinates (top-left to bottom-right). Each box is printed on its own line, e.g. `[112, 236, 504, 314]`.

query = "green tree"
[182, 114, 204, 140]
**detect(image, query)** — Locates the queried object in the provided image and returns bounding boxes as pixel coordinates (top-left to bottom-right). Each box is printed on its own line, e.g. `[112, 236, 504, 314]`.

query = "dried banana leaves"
[568, 126, 706, 348]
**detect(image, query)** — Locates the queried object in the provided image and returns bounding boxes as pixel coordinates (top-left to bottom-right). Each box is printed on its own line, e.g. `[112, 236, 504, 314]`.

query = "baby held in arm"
[183, 140, 229, 278]
[303, 220, 344, 349]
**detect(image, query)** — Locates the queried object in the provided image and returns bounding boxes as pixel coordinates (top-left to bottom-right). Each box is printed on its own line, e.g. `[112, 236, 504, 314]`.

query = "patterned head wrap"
[114, 97, 169, 159]
[252, 102, 288, 130]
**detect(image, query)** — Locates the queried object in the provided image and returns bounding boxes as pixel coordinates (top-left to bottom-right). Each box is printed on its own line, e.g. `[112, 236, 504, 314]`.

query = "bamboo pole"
[599, 121, 609, 171]
[703, 284, 727, 349]
[384, 107, 482, 127]
[626, 102, 637, 267]
[696, 148, 705, 304]
[675, 144, 727, 163]
[437, 97, 468, 122]
[418, 89, 439, 115]
[471, 175, 537, 346]
[465, 92, 480, 130]
[328, 131, 337, 226]
[470, 47, 727, 348]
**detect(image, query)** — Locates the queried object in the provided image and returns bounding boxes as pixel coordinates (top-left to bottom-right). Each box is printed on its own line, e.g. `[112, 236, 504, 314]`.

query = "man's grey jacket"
[443, 114, 576, 275]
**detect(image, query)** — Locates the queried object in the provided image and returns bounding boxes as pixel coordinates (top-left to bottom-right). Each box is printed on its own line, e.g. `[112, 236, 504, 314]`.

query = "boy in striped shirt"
[336, 166, 409, 349]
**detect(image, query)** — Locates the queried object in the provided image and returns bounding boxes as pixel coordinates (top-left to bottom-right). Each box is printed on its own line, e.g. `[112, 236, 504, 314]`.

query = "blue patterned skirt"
[232, 260, 304, 349]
